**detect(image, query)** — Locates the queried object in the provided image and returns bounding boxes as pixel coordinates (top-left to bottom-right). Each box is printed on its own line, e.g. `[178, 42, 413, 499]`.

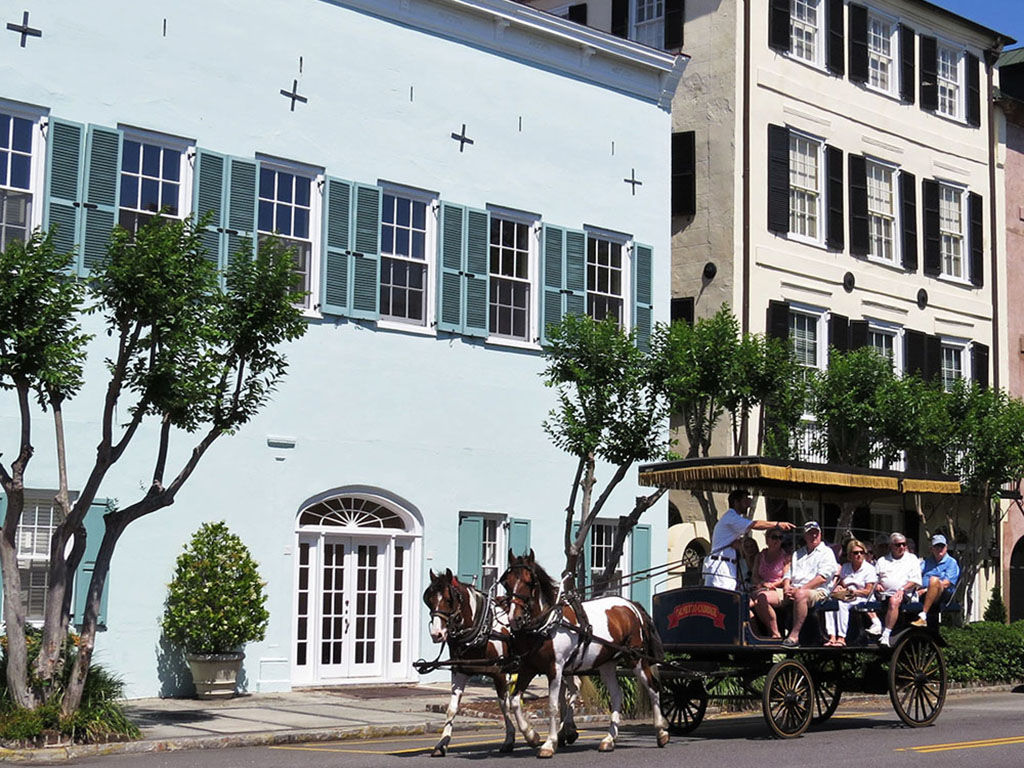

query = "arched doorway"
[681, 539, 707, 586]
[1010, 537, 1024, 622]
[292, 490, 421, 685]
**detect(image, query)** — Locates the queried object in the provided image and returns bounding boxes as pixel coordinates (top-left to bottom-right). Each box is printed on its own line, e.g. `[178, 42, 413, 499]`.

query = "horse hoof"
[526, 732, 542, 748]
[431, 747, 447, 757]
[559, 729, 579, 746]
[499, 742, 515, 753]
[538, 747, 555, 759]
[598, 740, 615, 753]
[657, 731, 670, 748]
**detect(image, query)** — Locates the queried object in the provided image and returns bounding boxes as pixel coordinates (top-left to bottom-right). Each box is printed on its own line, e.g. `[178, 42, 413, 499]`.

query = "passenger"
[911, 534, 960, 627]
[739, 536, 760, 592]
[873, 532, 922, 646]
[824, 539, 877, 646]
[781, 521, 839, 647]
[702, 489, 795, 591]
[752, 528, 790, 639]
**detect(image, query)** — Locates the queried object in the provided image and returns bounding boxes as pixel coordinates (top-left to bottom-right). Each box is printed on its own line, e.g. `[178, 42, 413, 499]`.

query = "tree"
[0, 218, 307, 717]
[541, 314, 667, 593]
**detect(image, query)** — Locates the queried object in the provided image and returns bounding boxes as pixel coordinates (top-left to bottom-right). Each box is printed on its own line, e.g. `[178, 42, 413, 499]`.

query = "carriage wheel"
[762, 659, 813, 739]
[888, 633, 947, 727]
[660, 677, 708, 735]
[809, 658, 842, 725]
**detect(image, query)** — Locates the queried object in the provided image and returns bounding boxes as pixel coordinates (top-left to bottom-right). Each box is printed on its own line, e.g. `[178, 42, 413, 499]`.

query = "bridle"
[429, 579, 494, 648]
[501, 562, 560, 633]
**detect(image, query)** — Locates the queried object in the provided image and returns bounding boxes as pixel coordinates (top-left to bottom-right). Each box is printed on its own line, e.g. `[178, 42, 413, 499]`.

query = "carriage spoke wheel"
[888, 634, 947, 727]
[660, 677, 708, 735]
[809, 658, 842, 725]
[762, 659, 813, 738]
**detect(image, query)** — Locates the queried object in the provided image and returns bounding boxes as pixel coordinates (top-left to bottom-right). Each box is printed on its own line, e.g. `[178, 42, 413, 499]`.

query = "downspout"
[741, 0, 752, 339]
[986, 48, 1001, 389]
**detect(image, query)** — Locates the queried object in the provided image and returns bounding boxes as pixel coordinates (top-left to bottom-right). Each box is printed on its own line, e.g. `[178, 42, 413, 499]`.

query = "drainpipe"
[741, 0, 752, 339]
[986, 47, 1001, 389]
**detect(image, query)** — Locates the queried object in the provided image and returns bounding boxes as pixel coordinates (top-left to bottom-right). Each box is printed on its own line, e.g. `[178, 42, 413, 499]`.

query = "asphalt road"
[67, 690, 1024, 768]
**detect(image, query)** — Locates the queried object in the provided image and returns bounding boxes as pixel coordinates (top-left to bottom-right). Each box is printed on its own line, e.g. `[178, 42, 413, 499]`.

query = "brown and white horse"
[423, 569, 537, 756]
[500, 551, 669, 758]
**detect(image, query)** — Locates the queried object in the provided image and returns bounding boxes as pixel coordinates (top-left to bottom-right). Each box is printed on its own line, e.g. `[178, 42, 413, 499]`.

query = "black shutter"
[567, 3, 588, 24]
[664, 0, 684, 49]
[671, 296, 695, 325]
[827, 0, 845, 76]
[966, 52, 981, 127]
[905, 329, 926, 377]
[767, 124, 790, 235]
[611, 0, 629, 38]
[848, 4, 868, 84]
[850, 320, 869, 349]
[920, 36, 938, 112]
[848, 154, 869, 256]
[900, 171, 918, 271]
[672, 131, 696, 216]
[903, 508, 919, 546]
[829, 313, 850, 352]
[925, 334, 942, 382]
[769, 0, 791, 53]
[899, 25, 916, 103]
[922, 179, 941, 276]
[767, 300, 791, 341]
[969, 192, 984, 287]
[972, 342, 989, 388]
[826, 145, 844, 250]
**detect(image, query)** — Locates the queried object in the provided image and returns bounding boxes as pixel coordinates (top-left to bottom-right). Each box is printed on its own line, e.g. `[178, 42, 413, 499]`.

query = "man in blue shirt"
[911, 534, 960, 627]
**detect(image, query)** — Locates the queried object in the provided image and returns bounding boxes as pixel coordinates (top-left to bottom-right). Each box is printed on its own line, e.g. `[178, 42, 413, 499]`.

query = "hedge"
[941, 621, 1024, 683]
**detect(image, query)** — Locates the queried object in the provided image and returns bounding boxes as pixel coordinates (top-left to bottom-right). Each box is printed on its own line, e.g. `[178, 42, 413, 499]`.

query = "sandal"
[835, 637, 846, 646]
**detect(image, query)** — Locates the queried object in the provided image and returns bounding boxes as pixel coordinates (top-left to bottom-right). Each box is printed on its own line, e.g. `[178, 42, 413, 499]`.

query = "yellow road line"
[832, 711, 885, 719]
[896, 735, 1024, 754]
[271, 731, 604, 755]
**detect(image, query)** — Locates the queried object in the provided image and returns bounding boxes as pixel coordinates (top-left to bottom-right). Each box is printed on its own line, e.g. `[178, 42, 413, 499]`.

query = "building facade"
[0, 0, 683, 696]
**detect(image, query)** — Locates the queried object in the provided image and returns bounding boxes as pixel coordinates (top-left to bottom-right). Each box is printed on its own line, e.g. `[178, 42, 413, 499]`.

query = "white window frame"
[485, 205, 539, 347]
[865, 157, 900, 265]
[584, 226, 632, 331]
[459, 512, 508, 593]
[939, 336, 970, 392]
[117, 127, 193, 234]
[256, 156, 323, 314]
[788, 130, 825, 247]
[937, 180, 968, 283]
[632, 0, 665, 49]
[935, 41, 965, 122]
[590, 520, 631, 599]
[866, 11, 899, 97]
[866, 319, 903, 373]
[790, 304, 826, 463]
[378, 182, 438, 333]
[789, 0, 825, 69]
[0, 100, 47, 248]
[12, 489, 78, 626]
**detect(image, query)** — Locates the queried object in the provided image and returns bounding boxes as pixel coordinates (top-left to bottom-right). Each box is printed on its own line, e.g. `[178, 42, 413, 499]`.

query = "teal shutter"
[74, 500, 110, 627]
[193, 149, 226, 267]
[457, 515, 484, 586]
[437, 203, 465, 333]
[43, 118, 85, 262]
[564, 229, 587, 317]
[80, 125, 122, 272]
[225, 157, 257, 266]
[630, 524, 652, 610]
[541, 225, 565, 344]
[571, 522, 593, 588]
[508, 518, 531, 557]
[320, 177, 352, 316]
[632, 243, 654, 352]
[463, 207, 490, 337]
[350, 184, 381, 319]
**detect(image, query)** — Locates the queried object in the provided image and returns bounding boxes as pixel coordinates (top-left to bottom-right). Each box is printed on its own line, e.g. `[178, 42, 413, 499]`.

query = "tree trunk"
[593, 488, 667, 595]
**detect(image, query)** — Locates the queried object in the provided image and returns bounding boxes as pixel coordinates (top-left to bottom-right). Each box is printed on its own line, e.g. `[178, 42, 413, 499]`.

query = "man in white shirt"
[873, 531, 922, 646]
[781, 521, 839, 647]
[702, 489, 795, 590]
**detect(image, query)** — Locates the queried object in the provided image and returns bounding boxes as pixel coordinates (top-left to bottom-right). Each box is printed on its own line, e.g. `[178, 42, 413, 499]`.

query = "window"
[940, 340, 968, 391]
[488, 216, 533, 341]
[789, 307, 825, 462]
[939, 183, 965, 280]
[633, 0, 665, 49]
[936, 44, 962, 120]
[118, 137, 185, 235]
[258, 166, 314, 308]
[590, 521, 630, 598]
[867, 15, 896, 93]
[789, 133, 822, 241]
[15, 492, 68, 624]
[790, 0, 822, 65]
[0, 110, 35, 250]
[380, 192, 430, 325]
[587, 234, 625, 325]
[459, 513, 507, 593]
[866, 160, 897, 263]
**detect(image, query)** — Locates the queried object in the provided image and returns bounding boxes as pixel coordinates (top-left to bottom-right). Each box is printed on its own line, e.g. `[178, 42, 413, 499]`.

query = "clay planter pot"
[186, 652, 245, 699]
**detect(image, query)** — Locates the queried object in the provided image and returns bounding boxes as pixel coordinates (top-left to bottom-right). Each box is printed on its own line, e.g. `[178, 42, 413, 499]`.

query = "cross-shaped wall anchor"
[280, 79, 308, 111]
[6, 11, 42, 47]
[451, 124, 474, 152]
[623, 168, 643, 195]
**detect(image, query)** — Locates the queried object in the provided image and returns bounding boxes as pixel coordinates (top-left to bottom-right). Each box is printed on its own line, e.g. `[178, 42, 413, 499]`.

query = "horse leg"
[537, 671, 562, 759]
[492, 673, 517, 753]
[432, 671, 467, 757]
[557, 676, 579, 747]
[634, 660, 669, 747]
[597, 663, 621, 752]
[509, 672, 541, 747]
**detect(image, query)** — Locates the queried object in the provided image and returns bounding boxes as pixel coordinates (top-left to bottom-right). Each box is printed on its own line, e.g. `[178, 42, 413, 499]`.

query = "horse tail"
[635, 602, 664, 665]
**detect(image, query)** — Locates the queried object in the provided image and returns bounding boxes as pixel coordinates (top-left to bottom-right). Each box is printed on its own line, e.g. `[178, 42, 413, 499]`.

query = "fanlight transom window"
[299, 496, 406, 529]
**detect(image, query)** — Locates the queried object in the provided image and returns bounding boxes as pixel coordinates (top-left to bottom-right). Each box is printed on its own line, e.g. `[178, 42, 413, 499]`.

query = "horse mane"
[519, 556, 559, 609]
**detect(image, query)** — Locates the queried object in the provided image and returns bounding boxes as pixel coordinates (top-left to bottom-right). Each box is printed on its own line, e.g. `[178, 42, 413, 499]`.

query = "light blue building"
[0, 0, 684, 696]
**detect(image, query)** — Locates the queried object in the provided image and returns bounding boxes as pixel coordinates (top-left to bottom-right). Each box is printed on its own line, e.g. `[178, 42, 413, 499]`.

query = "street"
[63, 689, 1024, 768]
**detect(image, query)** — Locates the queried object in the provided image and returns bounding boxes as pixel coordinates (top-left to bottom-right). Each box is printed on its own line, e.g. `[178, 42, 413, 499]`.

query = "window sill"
[927, 109, 971, 129]
[376, 318, 435, 337]
[935, 274, 975, 289]
[485, 336, 541, 353]
[786, 232, 829, 251]
[783, 53, 830, 78]
[862, 82, 903, 105]
[863, 254, 907, 273]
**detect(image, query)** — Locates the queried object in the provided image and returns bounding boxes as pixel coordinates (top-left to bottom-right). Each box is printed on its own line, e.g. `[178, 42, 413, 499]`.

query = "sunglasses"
[768, 535, 784, 541]
[893, 542, 907, 548]
[851, 550, 866, 555]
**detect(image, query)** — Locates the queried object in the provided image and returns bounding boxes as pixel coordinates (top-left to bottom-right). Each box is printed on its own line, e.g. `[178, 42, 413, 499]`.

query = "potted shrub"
[162, 521, 269, 699]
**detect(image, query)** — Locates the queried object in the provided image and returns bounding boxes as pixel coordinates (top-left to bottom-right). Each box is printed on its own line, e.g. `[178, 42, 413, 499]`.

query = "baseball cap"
[803, 521, 821, 533]
[889, 532, 907, 544]
[931, 534, 947, 546]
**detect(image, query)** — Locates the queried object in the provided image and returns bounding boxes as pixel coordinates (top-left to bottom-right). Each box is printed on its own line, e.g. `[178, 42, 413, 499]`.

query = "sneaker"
[781, 636, 799, 648]
[866, 620, 882, 635]
[879, 634, 891, 647]
[910, 617, 927, 627]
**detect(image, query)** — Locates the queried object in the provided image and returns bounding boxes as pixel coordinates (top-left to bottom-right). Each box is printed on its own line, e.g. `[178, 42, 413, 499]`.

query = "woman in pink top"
[751, 529, 790, 639]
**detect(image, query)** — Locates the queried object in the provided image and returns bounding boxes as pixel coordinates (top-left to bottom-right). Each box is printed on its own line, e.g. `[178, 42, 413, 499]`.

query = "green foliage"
[162, 521, 270, 654]
[983, 584, 1008, 623]
[940, 381, 1024, 496]
[941, 621, 1024, 683]
[588, 672, 651, 718]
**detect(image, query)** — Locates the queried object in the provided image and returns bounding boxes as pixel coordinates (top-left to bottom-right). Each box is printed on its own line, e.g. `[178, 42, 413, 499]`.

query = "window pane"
[162, 149, 180, 182]
[142, 143, 161, 177]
